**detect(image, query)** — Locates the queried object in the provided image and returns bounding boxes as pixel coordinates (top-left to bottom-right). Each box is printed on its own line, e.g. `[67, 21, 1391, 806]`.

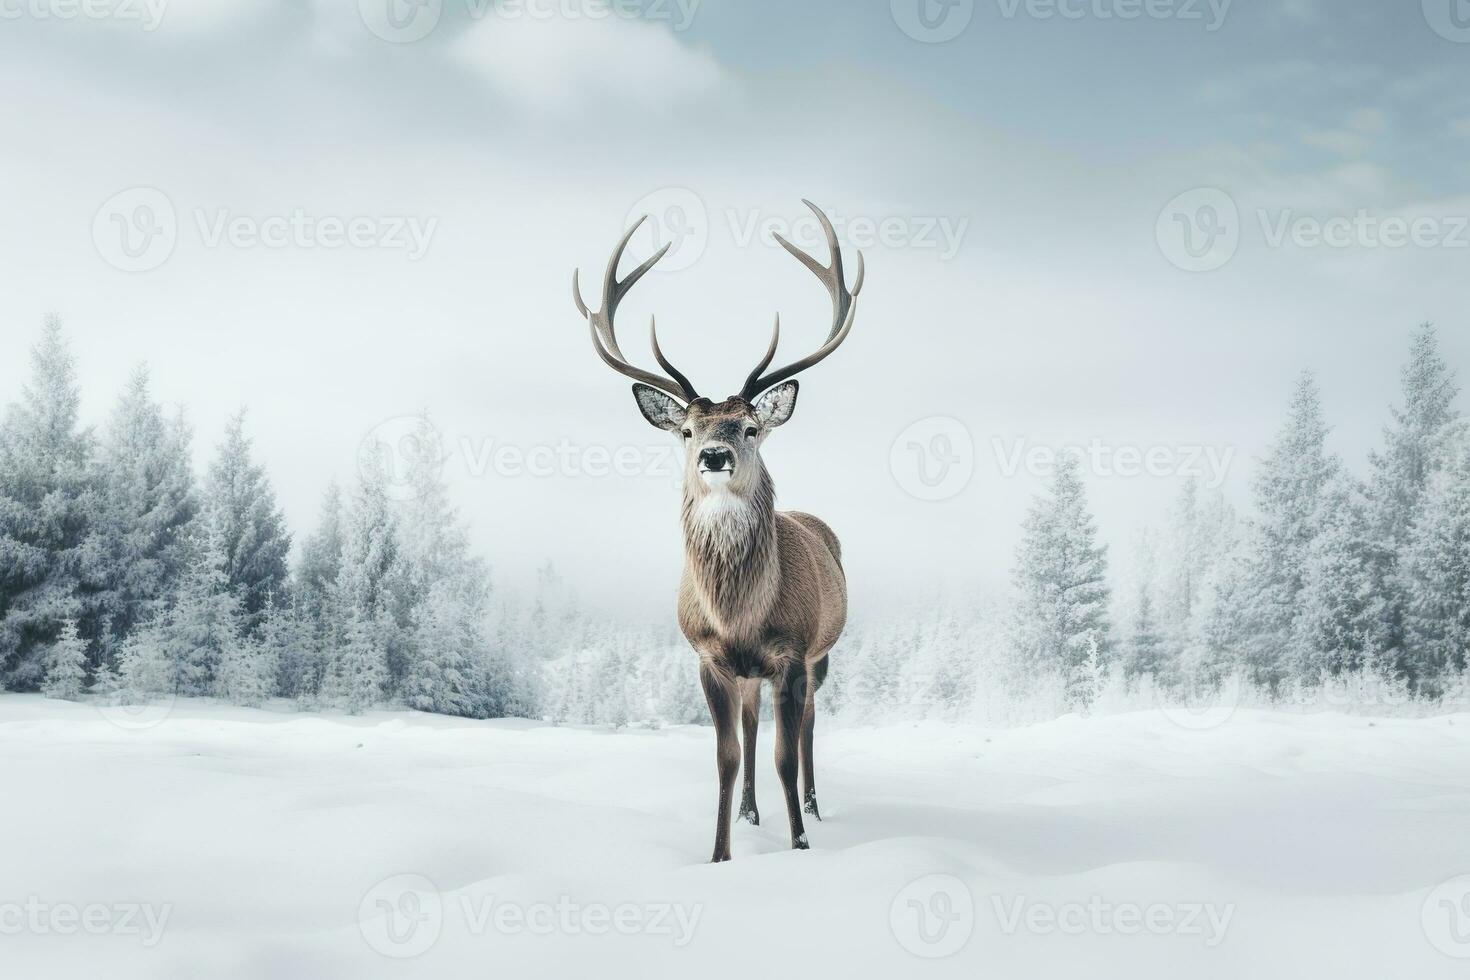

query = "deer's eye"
[744, 426, 758, 439]
[681, 429, 692, 440]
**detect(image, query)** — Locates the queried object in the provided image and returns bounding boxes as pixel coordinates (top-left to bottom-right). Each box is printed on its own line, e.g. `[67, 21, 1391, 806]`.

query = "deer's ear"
[632, 384, 687, 432]
[754, 380, 799, 428]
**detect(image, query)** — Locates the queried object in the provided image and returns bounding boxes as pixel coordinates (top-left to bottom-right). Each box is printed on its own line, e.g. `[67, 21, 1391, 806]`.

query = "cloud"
[1276, 0, 1320, 22]
[150, 0, 266, 35]
[448, 13, 727, 117]
[1301, 128, 1369, 156]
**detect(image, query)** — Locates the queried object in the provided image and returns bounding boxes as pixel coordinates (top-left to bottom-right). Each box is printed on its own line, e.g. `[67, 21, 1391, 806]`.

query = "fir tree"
[1125, 590, 1170, 685]
[1364, 324, 1462, 675]
[404, 580, 475, 716]
[1010, 454, 1112, 703]
[0, 319, 94, 689]
[1294, 471, 1376, 677]
[1400, 439, 1470, 692]
[41, 618, 88, 700]
[206, 411, 291, 633]
[297, 482, 344, 631]
[326, 608, 390, 714]
[265, 592, 318, 701]
[89, 368, 198, 656]
[214, 631, 276, 706]
[1237, 372, 1338, 691]
[120, 515, 244, 697]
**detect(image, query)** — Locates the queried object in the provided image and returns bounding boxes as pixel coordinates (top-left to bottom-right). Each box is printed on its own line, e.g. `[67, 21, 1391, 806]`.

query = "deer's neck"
[681, 467, 779, 639]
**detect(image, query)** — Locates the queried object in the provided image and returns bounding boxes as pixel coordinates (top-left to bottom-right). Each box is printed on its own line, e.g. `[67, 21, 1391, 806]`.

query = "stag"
[572, 201, 863, 861]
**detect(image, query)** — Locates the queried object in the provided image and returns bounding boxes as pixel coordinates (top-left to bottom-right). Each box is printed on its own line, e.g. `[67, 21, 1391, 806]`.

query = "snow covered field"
[3, 696, 1470, 979]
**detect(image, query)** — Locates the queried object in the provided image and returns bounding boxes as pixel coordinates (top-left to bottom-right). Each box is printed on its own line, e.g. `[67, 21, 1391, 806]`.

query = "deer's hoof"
[791, 833, 810, 850]
[737, 804, 759, 826]
[710, 849, 732, 863]
[802, 789, 821, 821]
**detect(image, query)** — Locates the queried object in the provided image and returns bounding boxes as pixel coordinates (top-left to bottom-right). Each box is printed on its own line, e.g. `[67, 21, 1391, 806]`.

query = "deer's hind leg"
[801, 654, 828, 821]
[737, 677, 761, 825]
[772, 660, 809, 850]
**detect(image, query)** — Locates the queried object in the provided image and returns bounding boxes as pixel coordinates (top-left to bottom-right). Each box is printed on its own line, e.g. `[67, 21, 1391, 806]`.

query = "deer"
[572, 200, 863, 863]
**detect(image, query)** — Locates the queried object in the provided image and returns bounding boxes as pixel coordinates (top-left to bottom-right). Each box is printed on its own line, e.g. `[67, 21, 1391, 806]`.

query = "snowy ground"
[3, 696, 1470, 979]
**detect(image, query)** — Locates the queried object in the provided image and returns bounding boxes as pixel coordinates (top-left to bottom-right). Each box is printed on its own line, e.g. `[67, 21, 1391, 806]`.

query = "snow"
[3, 695, 1470, 979]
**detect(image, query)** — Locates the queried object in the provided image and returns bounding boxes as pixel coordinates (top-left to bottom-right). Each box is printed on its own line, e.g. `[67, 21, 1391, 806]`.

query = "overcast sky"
[1, 0, 1467, 613]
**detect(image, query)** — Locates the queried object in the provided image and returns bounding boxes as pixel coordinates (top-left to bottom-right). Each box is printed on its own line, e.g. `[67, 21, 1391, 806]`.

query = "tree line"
[1002, 322, 1467, 709]
[0, 318, 538, 716]
[544, 324, 1469, 726]
[4, 318, 1464, 726]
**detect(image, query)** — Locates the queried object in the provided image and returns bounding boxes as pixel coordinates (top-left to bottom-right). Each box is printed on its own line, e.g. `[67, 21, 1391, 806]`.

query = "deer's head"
[572, 200, 864, 498]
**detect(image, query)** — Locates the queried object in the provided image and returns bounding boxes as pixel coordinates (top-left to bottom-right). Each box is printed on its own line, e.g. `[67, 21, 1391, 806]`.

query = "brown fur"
[666, 396, 846, 861]
[574, 201, 863, 862]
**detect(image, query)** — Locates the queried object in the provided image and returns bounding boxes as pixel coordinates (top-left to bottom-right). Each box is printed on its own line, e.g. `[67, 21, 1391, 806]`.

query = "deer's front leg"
[772, 662, 809, 850]
[699, 662, 740, 863]
[738, 677, 761, 825]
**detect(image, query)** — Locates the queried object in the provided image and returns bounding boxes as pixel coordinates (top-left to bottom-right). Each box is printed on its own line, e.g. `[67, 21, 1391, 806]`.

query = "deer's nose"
[698, 447, 734, 472]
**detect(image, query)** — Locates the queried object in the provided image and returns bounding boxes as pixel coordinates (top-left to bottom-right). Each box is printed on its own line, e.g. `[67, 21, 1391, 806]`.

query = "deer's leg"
[699, 662, 740, 863]
[737, 677, 761, 826]
[772, 661, 809, 850]
[800, 658, 825, 821]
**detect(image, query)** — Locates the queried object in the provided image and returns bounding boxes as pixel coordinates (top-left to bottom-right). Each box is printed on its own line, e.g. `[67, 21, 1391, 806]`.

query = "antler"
[573, 217, 699, 403]
[740, 200, 865, 401]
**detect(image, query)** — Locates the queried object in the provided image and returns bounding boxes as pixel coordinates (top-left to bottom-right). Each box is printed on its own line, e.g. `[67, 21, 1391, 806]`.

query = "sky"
[0, 0, 1467, 614]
